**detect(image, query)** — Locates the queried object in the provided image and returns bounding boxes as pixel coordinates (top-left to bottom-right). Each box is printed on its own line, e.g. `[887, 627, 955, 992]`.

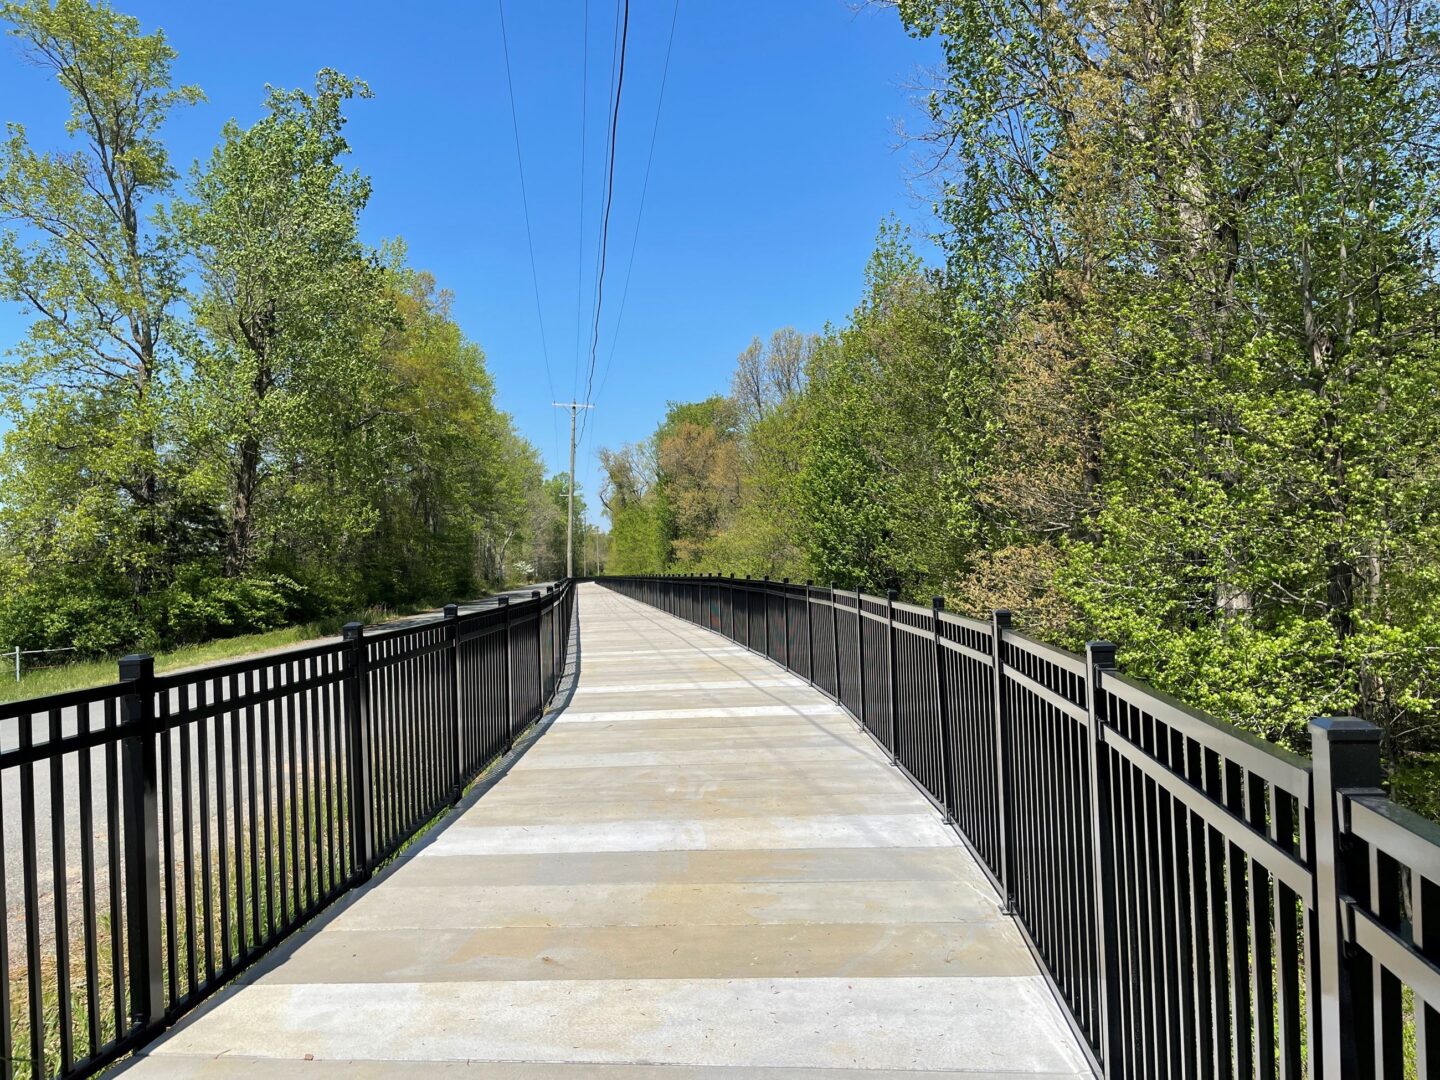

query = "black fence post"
[1311, 716, 1384, 1080]
[781, 579, 792, 671]
[763, 576, 771, 660]
[341, 623, 374, 875]
[119, 654, 163, 1032]
[499, 597, 514, 751]
[933, 598, 955, 823]
[532, 590, 543, 721]
[805, 580, 815, 687]
[855, 587, 868, 733]
[547, 586, 557, 694]
[831, 584, 840, 701]
[886, 589, 899, 765]
[991, 609, 1016, 913]
[1085, 640, 1120, 1078]
[444, 604, 461, 795]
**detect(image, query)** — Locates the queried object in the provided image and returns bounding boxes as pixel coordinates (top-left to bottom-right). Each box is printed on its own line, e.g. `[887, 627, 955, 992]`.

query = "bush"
[146, 567, 302, 646]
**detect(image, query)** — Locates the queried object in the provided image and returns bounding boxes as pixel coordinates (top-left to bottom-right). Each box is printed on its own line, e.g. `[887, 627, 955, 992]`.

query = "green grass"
[0, 599, 464, 706]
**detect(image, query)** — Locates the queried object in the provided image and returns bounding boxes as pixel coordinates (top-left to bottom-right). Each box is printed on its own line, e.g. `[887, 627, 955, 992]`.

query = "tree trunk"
[226, 434, 261, 577]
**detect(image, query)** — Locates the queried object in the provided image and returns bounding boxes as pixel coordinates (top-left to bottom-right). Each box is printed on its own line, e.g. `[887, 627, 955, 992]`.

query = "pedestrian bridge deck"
[122, 583, 1089, 1078]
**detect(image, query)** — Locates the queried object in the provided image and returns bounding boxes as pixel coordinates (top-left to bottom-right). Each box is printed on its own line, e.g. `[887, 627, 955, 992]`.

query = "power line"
[580, 0, 623, 406]
[497, 0, 556, 403]
[592, 0, 680, 410]
[577, 0, 631, 450]
[571, 0, 590, 403]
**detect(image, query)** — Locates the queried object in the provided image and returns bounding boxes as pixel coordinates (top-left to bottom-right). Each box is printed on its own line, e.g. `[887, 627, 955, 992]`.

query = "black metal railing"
[0, 582, 575, 1080]
[600, 573, 1440, 1080]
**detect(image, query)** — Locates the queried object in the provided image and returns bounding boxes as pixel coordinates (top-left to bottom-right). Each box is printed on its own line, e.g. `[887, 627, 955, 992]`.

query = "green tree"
[358, 265, 526, 601]
[599, 441, 671, 574]
[0, 0, 202, 628]
[898, 0, 1440, 754]
[799, 223, 978, 596]
[178, 69, 394, 584]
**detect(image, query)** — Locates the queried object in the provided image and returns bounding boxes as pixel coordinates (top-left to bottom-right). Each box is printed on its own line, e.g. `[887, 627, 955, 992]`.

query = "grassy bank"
[0, 601, 450, 706]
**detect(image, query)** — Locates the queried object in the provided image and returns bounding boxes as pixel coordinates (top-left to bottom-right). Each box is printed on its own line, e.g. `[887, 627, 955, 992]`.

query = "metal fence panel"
[0, 582, 574, 1080]
[600, 573, 1438, 1080]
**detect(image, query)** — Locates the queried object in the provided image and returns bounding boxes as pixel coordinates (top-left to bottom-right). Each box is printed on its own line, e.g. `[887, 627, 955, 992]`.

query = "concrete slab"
[127, 1057, 1090, 1079]
[318, 878, 1007, 930]
[148, 977, 1086, 1073]
[446, 793, 942, 823]
[551, 703, 848, 724]
[375, 848, 977, 887]
[248, 921, 1034, 983]
[120, 583, 1091, 1078]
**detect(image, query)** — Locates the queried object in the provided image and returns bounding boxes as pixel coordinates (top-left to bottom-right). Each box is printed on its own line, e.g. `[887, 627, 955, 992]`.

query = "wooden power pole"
[553, 402, 593, 578]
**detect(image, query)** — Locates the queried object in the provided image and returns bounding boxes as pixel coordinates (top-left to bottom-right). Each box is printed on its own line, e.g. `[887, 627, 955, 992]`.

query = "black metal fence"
[600, 573, 1440, 1080]
[0, 582, 575, 1080]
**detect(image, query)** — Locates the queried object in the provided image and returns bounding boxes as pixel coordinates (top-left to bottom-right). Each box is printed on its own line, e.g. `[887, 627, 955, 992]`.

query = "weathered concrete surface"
[120, 583, 1091, 1078]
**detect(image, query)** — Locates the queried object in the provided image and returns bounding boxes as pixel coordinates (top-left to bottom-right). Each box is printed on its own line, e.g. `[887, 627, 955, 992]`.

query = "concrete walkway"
[122, 583, 1091, 1078]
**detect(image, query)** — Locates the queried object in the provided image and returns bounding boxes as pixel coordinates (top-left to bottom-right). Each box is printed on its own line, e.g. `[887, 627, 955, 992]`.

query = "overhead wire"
[497, 0, 557, 407]
[578, 0, 622, 411]
[592, 0, 680, 410]
[571, 0, 590, 403]
[577, 0, 631, 452]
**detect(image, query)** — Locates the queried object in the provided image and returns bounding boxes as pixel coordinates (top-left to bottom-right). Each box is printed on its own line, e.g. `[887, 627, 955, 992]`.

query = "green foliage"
[604, 502, 665, 575]
[0, 1, 554, 661]
[178, 68, 397, 576]
[605, 1, 1440, 800]
[0, 0, 202, 605]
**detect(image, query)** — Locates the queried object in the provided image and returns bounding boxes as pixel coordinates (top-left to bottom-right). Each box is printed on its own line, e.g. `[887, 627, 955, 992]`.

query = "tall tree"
[179, 69, 394, 579]
[0, 0, 202, 606]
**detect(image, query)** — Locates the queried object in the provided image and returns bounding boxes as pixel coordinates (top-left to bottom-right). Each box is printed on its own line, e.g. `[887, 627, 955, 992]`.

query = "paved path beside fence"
[120, 583, 1090, 1078]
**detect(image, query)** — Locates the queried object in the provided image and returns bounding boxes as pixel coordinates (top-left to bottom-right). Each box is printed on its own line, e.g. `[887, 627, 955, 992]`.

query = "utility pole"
[553, 401, 593, 578]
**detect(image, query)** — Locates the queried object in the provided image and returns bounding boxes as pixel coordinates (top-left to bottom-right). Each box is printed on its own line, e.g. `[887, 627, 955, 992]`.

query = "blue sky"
[0, 0, 941, 515]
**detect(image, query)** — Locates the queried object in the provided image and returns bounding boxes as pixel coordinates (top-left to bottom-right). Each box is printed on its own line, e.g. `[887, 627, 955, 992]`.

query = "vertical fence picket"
[855, 589, 867, 733]
[886, 590, 898, 764]
[445, 605, 461, 797]
[120, 654, 164, 1034]
[1310, 717, 1384, 1079]
[0, 760, 10, 1080]
[933, 598, 955, 825]
[990, 610, 1016, 913]
[1086, 641, 1120, 1077]
[342, 623, 373, 877]
[501, 596, 514, 750]
[804, 581, 815, 687]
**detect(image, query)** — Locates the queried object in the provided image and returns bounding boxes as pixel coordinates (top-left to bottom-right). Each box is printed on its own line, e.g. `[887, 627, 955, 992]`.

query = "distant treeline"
[0, 0, 584, 657]
[601, 0, 1440, 774]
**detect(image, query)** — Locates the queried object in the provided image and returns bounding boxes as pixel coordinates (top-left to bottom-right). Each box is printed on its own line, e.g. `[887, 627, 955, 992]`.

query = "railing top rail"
[1346, 791, 1440, 878]
[1102, 668, 1312, 801]
[999, 628, 1086, 677]
[0, 678, 124, 720]
[0, 706, 129, 769]
[154, 636, 346, 689]
[0, 580, 572, 726]
[934, 607, 993, 635]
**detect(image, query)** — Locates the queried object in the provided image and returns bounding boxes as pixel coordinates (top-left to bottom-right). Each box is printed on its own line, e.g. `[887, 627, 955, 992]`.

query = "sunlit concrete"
[120, 583, 1091, 1078]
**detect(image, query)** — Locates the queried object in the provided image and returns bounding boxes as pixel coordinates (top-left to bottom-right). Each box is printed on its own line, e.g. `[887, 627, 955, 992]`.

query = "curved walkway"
[122, 583, 1090, 1078]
